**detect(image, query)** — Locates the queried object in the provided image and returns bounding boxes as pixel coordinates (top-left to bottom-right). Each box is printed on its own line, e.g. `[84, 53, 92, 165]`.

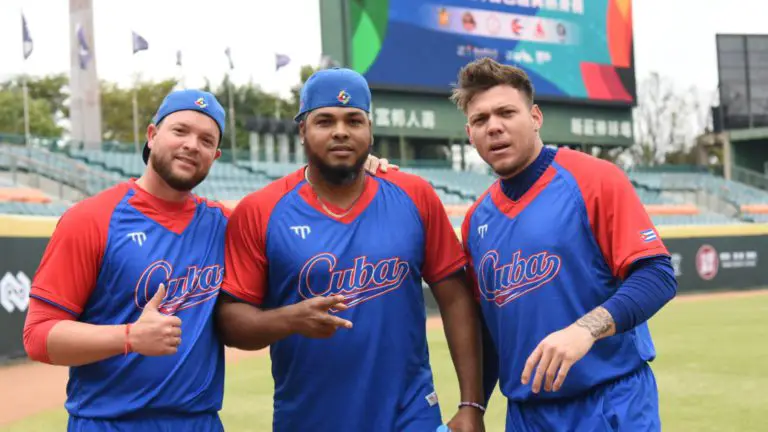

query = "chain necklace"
[304, 167, 364, 219]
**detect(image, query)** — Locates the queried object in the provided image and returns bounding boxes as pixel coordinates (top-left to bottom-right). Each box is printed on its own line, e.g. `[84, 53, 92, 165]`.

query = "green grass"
[4, 294, 768, 431]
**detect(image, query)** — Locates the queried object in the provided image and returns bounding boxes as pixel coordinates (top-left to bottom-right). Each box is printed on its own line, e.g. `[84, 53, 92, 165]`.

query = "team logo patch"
[477, 250, 561, 307]
[298, 253, 410, 310]
[195, 97, 208, 109]
[337, 90, 350, 105]
[640, 228, 658, 242]
[135, 261, 222, 314]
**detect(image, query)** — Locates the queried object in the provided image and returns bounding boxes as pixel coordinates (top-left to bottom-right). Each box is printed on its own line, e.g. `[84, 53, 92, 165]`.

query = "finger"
[333, 302, 350, 312]
[165, 327, 182, 337]
[315, 295, 347, 309]
[544, 351, 564, 392]
[145, 283, 167, 310]
[328, 316, 353, 329]
[531, 348, 554, 394]
[379, 158, 389, 172]
[166, 316, 183, 327]
[552, 359, 574, 392]
[521, 345, 542, 385]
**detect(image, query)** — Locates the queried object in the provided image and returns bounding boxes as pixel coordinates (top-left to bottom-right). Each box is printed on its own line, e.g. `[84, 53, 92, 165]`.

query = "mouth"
[489, 142, 510, 154]
[329, 145, 355, 155]
[174, 155, 198, 169]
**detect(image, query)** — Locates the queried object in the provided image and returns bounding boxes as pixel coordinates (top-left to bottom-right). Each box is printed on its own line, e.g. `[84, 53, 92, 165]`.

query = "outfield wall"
[2, 215, 767, 362]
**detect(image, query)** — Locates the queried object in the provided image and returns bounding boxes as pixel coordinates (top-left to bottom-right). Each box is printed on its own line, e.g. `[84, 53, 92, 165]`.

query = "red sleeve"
[30, 186, 122, 316]
[222, 174, 299, 305]
[557, 150, 669, 279]
[461, 195, 488, 302]
[384, 171, 467, 284]
[23, 297, 75, 364]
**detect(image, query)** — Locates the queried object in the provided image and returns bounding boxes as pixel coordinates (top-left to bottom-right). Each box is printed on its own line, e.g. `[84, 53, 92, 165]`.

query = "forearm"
[601, 256, 677, 333]
[433, 281, 484, 404]
[479, 310, 499, 405]
[216, 300, 295, 351]
[46, 321, 127, 366]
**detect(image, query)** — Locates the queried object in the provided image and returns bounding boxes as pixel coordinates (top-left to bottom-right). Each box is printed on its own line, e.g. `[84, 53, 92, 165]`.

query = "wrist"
[124, 323, 133, 355]
[457, 401, 486, 415]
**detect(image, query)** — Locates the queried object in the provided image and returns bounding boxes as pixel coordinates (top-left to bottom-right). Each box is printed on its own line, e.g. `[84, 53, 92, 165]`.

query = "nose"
[487, 114, 504, 137]
[180, 136, 201, 153]
[331, 121, 350, 141]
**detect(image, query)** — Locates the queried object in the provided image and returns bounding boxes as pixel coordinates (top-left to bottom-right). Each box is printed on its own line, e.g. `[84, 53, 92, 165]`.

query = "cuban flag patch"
[640, 228, 658, 242]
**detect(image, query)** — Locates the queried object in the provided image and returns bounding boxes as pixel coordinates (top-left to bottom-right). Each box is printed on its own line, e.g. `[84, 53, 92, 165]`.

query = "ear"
[465, 123, 475, 147]
[531, 104, 544, 132]
[146, 124, 158, 150]
[299, 120, 306, 144]
[214, 148, 222, 160]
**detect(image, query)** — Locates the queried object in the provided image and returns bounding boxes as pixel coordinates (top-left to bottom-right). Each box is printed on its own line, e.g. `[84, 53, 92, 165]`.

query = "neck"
[501, 138, 544, 180]
[499, 140, 556, 202]
[135, 169, 190, 203]
[305, 164, 366, 208]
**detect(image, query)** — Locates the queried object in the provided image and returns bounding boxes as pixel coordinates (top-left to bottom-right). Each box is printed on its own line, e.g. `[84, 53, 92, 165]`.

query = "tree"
[100, 79, 178, 143]
[1, 74, 70, 120]
[630, 73, 690, 166]
[0, 89, 63, 138]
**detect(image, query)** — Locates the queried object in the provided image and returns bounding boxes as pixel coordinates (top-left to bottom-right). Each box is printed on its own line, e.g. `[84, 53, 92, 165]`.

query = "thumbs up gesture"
[128, 283, 183, 356]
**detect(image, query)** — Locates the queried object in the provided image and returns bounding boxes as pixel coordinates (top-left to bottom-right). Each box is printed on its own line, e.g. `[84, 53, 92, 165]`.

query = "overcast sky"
[0, 0, 765, 99]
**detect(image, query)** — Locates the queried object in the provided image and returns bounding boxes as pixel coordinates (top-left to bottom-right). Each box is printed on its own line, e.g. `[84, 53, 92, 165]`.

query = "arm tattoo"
[575, 307, 615, 339]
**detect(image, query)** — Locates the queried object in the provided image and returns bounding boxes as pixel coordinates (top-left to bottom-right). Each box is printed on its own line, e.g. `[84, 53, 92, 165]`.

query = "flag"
[76, 24, 91, 70]
[275, 53, 291, 71]
[21, 13, 33, 60]
[224, 47, 234, 70]
[132, 31, 149, 54]
[176, 50, 182, 67]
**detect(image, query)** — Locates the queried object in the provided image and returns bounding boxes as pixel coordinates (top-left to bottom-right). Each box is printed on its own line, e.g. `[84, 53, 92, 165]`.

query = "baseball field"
[1, 290, 767, 431]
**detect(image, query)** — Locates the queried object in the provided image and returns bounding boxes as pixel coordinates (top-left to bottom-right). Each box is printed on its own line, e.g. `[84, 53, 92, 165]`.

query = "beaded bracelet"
[458, 401, 486, 413]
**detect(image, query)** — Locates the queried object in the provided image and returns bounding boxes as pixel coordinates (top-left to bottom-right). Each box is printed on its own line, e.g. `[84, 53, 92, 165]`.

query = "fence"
[2, 217, 767, 363]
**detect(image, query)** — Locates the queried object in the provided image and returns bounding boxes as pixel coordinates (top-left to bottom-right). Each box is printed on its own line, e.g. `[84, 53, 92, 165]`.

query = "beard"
[149, 149, 210, 192]
[304, 141, 370, 186]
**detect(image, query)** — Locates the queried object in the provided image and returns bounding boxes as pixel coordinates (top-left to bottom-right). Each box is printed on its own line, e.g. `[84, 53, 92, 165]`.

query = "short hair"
[450, 57, 535, 112]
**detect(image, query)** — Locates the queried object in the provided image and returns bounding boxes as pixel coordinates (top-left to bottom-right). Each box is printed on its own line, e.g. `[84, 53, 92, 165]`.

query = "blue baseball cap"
[142, 89, 226, 164]
[294, 67, 371, 122]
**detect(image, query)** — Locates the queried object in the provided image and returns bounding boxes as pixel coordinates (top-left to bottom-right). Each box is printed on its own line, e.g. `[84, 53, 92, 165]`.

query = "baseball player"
[22, 88, 396, 431]
[216, 68, 485, 432]
[453, 58, 677, 431]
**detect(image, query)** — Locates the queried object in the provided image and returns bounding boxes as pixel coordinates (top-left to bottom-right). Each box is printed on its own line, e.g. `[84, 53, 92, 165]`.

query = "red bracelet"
[124, 324, 132, 355]
[458, 401, 486, 413]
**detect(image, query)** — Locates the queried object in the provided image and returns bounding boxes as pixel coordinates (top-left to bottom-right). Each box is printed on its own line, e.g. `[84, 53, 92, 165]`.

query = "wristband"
[124, 324, 132, 355]
[458, 401, 486, 413]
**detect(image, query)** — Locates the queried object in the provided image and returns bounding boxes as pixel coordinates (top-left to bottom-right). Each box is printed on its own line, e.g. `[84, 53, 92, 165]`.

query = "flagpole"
[132, 54, 140, 154]
[22, 70, 31, 149]
[227, 75, 236, 163]
[21, 11, 31, 148]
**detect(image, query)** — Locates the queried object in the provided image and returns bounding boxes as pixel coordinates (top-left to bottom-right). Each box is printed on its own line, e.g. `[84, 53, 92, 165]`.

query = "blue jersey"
[223, 168, 466, 432]
[30, 180, 229, 419]
[462, 148, 669, 402]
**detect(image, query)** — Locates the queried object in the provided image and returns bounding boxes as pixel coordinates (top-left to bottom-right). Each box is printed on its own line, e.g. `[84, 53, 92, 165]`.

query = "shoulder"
[376, 169, 435, 193]
[193, 195, 233, 219]
[554, 147, 628, 183]
[231, 169, 304, 218]
[59, 182, 131, 226]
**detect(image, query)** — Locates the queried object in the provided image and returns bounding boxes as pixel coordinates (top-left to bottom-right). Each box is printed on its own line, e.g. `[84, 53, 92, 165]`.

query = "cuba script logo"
[298, 253, 410, 308]
[135, 260, 223, 314]
[478, 250, 561, 307]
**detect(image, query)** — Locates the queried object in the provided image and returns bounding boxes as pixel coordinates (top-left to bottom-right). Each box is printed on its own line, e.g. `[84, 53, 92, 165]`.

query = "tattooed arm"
[575, 306, 616, 340]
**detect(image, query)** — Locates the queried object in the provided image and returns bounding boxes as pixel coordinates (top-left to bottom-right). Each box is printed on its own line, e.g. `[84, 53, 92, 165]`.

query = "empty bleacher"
[3, 143, 768, 227]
